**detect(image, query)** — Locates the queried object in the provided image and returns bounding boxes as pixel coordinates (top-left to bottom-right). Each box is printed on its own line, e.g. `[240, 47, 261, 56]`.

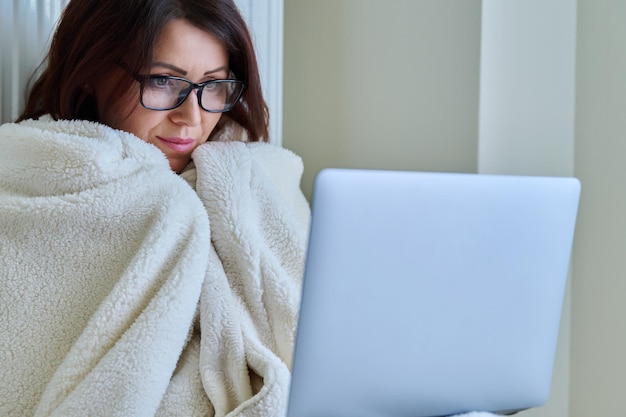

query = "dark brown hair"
[18, 0, 269, 142]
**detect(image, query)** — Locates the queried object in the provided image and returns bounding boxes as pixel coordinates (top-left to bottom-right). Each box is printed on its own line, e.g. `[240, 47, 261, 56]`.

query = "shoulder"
[0, 118, 184, 199]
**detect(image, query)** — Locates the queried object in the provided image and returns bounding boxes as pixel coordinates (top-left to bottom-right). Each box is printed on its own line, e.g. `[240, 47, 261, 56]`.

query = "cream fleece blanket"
[0, 119, 309, 417]
[0, 119, 501, 417]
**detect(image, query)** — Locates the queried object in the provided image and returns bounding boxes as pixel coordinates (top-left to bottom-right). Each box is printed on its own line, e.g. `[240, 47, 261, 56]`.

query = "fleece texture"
[0, 119, 308, 417]
[0, 119, 499, 417]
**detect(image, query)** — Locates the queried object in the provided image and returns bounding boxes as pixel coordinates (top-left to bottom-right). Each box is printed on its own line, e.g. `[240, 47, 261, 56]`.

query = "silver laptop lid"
[287, 169, 580, 417]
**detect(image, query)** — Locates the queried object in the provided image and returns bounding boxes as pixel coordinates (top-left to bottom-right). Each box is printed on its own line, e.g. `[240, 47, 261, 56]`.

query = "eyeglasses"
[135, 74, 246, 113]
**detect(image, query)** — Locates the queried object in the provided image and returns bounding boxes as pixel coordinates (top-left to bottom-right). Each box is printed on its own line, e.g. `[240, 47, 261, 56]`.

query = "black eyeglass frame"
[134, 74, 247, 113]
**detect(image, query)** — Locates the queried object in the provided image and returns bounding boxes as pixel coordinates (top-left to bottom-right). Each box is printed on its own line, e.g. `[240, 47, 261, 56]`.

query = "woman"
[18, 0, 268, 171]
[0, 0, 310, 416]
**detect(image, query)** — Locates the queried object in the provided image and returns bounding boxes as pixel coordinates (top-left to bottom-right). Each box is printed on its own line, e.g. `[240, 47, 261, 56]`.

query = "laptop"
[286, 168, 580, 417]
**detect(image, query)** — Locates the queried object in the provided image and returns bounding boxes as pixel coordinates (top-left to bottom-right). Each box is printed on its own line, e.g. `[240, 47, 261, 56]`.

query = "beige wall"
[477, 1, 576, 416]
[572, 1, 626, 416]
[284, 1, 626, 416]
[283, 0, 481, 199]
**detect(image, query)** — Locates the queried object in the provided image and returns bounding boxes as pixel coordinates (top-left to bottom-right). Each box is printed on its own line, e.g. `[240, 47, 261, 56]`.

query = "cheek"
[202, 114, 223, 142]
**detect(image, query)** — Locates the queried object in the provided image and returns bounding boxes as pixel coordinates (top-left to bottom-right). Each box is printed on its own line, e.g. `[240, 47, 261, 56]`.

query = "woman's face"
[96, 19, 229, 173]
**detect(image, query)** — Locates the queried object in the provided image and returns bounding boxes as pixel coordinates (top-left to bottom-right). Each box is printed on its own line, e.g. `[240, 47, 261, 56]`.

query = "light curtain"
[0, 0, 68, 123]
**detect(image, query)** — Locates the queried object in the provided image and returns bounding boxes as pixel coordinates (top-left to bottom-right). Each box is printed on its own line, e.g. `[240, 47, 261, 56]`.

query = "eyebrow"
[150, 61, 229, 76]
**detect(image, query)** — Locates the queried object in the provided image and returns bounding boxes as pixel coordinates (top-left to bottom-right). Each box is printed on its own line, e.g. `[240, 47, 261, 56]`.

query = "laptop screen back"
[287, 169, 580, 417]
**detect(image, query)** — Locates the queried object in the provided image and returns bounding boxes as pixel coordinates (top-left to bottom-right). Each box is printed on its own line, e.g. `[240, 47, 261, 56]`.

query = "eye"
[203, 81, 220, 91]
[145, 75, 175, 90]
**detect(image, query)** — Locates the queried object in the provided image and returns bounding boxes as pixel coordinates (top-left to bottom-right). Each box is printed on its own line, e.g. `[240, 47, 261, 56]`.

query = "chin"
[168, 157, 192, 174]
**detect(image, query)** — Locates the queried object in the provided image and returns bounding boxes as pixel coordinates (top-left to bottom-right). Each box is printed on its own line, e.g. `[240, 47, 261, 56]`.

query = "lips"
[156, 136, 196, 153]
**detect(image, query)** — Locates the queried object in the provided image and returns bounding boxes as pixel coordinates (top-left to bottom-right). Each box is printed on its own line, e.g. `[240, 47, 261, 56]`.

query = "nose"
[169, 88, 202, 126]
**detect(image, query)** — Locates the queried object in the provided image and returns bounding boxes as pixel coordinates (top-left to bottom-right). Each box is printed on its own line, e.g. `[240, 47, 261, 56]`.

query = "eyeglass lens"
[141, 76, 243, 112]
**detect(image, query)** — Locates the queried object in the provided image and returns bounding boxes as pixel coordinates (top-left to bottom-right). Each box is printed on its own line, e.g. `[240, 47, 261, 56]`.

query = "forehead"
[152, 19, 228, 71]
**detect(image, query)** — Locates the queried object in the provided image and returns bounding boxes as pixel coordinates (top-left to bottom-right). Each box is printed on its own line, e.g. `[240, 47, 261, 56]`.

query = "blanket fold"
[193, 142, 309, 416]
[0, 119, 500, 417]
[0, 119, 309, 417]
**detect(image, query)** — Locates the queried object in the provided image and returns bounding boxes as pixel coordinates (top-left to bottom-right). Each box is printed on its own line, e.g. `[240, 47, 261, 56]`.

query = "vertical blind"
[0, 0, 282, 144]
[0, 0, 68, 123]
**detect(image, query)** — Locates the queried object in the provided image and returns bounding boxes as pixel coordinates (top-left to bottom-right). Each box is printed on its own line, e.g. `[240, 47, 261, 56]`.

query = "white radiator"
[0, 0, 68, 123]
